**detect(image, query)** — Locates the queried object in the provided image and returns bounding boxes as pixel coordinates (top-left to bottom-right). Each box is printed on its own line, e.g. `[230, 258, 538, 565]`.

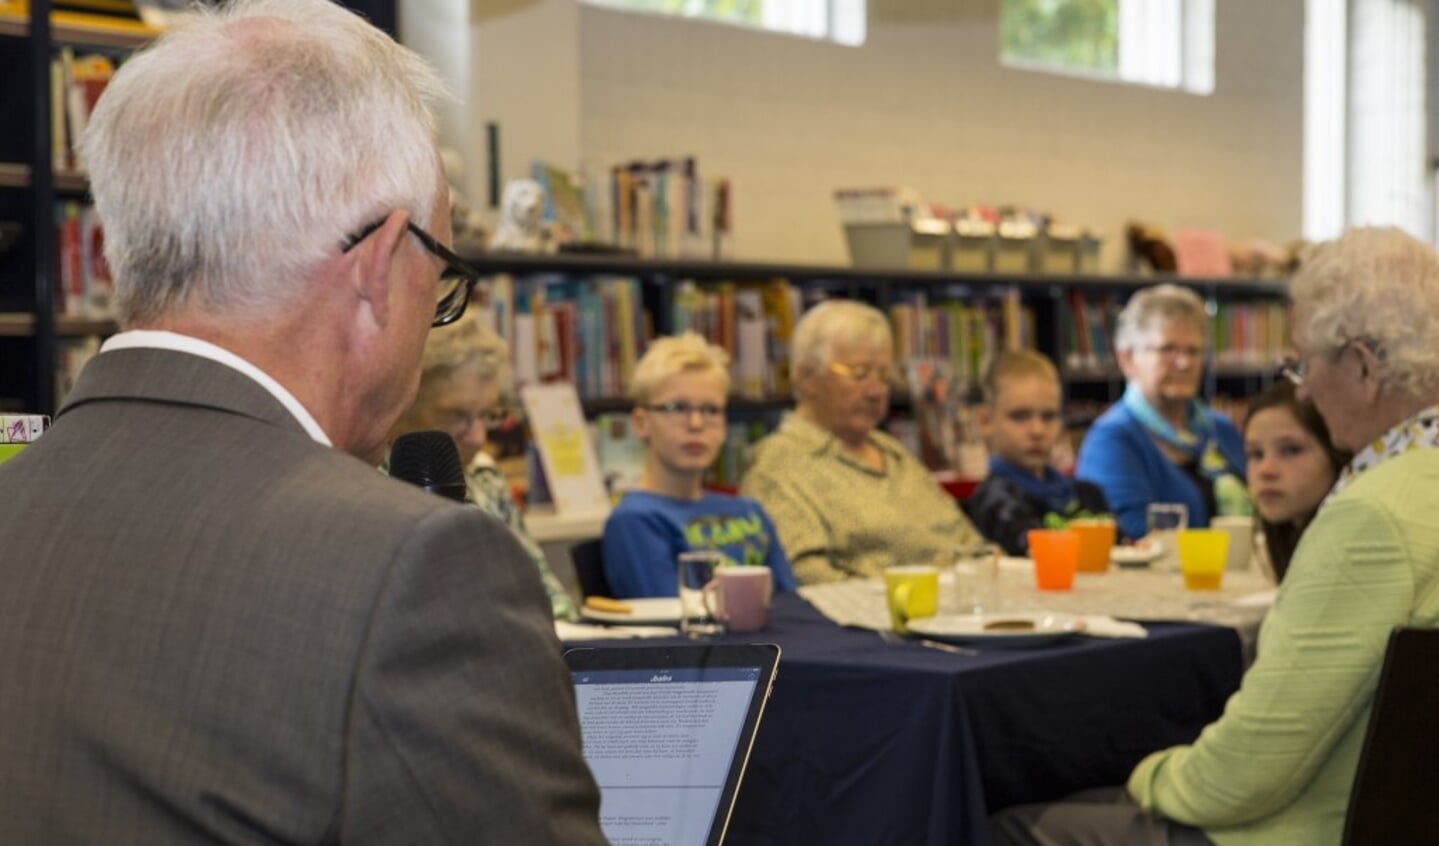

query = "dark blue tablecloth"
[570, 592, 1243, 846]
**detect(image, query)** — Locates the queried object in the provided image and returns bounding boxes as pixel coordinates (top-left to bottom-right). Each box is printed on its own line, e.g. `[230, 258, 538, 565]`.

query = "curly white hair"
[1289, 226, 1439, 399]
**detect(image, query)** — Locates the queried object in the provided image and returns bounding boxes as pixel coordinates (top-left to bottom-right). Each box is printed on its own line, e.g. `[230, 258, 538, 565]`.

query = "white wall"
[442, 0, 1304, 269]
[465, 0, 580, 215]
[400, 0, 472, 170]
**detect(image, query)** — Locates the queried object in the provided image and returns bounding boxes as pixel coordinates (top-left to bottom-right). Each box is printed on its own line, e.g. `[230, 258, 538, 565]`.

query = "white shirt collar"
[100, 330, 331, 446]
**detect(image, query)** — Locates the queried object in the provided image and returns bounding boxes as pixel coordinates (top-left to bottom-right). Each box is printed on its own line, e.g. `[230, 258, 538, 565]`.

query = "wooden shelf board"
[0, 164, 89, 193]
[54, 170, 89, 193]
[0, 7, 158, 48]
[0, 162, 29, 188]
[57, 315, 117, 336]
[463, 252, 1288, 296]
[0, 313, 117, 337]
[0, 312, 35, 337]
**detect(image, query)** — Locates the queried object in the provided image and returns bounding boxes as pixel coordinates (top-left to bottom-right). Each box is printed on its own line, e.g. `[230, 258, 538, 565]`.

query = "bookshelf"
[464, 253, 1287, 489]
[0, 0, 150, 414]
[461, 251, 1289, 419]
[0, 0, 393, 414]
[466, 251, 1289, 489]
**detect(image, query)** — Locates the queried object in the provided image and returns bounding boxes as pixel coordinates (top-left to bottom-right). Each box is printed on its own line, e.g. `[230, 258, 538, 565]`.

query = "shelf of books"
[464, 254, 1287, 489]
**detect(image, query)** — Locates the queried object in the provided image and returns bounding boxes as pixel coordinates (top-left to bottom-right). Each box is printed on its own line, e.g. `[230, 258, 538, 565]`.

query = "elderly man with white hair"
[0, 1, 605, 841]
[741, 299, 981, 583]
[991, 226, 1439, 846]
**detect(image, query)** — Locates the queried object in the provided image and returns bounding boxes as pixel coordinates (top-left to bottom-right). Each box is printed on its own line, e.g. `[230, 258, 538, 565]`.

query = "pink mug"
[706, 566, 773, 633]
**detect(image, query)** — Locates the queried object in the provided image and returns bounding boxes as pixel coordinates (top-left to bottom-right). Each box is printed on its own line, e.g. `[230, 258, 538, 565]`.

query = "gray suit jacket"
[0, 349, 606, 845]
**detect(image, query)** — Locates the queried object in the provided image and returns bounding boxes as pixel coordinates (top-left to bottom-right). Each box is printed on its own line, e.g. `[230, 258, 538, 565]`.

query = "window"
[1000, 0, 1214, 95]
[1303, 0, 1431, 242]
[581, 0, 866, 47]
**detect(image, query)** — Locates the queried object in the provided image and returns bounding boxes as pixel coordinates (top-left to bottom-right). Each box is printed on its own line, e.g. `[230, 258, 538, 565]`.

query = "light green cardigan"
[1127, 447, 1439, 845]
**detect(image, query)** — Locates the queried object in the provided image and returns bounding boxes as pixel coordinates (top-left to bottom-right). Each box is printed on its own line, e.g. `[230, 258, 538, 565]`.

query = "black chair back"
[570, 538, 613, 599]
[1343, 626, 1439, 845]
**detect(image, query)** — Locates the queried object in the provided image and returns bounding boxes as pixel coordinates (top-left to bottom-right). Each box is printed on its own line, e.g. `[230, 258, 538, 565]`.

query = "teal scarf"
[1122, 383, 1252, 516]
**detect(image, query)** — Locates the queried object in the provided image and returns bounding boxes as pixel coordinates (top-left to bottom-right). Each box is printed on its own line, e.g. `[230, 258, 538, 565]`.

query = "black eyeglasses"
[340, 217, 480, 328]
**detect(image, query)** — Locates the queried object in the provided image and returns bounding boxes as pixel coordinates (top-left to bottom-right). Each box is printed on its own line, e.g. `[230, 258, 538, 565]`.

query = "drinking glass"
[678, 550, 725, 638]
[1146, 503, 1189, 572]
[951, 543, 1000, 616]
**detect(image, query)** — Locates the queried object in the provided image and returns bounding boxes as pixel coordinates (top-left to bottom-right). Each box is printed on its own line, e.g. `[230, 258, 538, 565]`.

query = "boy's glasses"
[644, 402, 726, 425]
[340, 217, 480, 328]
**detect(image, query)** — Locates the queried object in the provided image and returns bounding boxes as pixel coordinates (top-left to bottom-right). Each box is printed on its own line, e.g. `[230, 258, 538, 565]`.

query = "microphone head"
[389, 430, 468, 503]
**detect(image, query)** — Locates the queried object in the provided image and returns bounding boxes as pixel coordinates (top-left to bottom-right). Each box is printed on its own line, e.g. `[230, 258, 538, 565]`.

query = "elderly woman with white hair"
[389, 312, 577, 620]
[740, 300, 982, 583]
[1075, 283, 1249, 541]
[991, 226, 1439, 845]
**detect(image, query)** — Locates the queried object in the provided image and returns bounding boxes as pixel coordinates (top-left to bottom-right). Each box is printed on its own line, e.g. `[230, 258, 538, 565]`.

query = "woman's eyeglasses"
[1280, 334, 1383, 388]
[439, 408, 510, 436]
[1279, 357, 1307, 386]
[340, 217, 481, 328]
[828, 361, 896, 384]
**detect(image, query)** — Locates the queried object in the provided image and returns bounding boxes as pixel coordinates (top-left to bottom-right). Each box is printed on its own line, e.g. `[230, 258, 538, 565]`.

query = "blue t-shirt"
[601, 490, 798, 598]
[1075, 401, 1245, 540]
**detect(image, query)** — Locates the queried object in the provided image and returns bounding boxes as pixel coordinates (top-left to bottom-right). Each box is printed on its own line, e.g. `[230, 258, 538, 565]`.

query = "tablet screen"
[566, 644, 780, 846]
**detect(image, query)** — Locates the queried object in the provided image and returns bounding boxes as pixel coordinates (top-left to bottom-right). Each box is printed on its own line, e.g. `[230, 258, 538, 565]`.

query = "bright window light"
[1303, 0, 1346, 241]
[1000, 0, 1214, 95]
[581, 0, 866, 47]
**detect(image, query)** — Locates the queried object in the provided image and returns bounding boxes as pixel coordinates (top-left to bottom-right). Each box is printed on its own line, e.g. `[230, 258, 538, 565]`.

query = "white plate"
[905, 612, 1086, 646]
[1110, 541, 1163, 567]
[581, 597, 683, 625]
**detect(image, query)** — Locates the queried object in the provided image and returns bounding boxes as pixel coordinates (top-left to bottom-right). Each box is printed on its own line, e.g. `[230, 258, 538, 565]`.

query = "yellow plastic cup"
[884, 565, 940, 631]
[1028, 529, 1079, 591]
[1177, 528, 1229, 590]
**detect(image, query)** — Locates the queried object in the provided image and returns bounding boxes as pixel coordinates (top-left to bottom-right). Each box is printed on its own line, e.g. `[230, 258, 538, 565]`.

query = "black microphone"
[390, 430, 467, 503]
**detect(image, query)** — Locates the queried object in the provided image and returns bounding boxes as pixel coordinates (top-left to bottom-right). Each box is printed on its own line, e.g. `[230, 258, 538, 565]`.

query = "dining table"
[565, 563, 1270, 846]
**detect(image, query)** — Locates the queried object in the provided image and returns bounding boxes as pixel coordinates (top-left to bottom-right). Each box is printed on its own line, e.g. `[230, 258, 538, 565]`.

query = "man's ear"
[352, 210, 410, 328]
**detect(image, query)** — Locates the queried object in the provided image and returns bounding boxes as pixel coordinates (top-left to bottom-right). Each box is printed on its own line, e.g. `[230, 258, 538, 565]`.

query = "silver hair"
[790, 299, 892, 392]
[1112, 283, 1209, 353]
[1290, 226, 1439, 399]
[82, 0, 448, 325]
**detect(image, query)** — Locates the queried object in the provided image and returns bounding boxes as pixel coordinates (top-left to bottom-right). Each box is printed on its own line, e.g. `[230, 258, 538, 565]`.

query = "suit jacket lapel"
[58, 347, 311, 437]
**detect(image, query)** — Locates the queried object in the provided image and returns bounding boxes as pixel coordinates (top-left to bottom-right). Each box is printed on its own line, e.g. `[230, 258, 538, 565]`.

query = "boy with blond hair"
[601, 332, 796, 597]
[967, 349, 1111, 555]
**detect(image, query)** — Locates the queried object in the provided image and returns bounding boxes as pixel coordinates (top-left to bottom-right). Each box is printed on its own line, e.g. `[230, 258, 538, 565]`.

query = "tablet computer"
[564, 643, 780, 846]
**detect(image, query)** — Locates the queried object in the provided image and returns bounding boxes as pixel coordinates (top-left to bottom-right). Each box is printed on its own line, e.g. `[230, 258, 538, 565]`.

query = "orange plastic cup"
[1070, 520, 1117, 573]
[1028, 529, 1079, 591]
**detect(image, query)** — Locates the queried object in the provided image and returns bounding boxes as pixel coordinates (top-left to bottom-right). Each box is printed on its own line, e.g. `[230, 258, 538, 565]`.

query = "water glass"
[677, 550, 725, 638]
[1146, 503, 1189, 572]
[951, 543, 1000, 616]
